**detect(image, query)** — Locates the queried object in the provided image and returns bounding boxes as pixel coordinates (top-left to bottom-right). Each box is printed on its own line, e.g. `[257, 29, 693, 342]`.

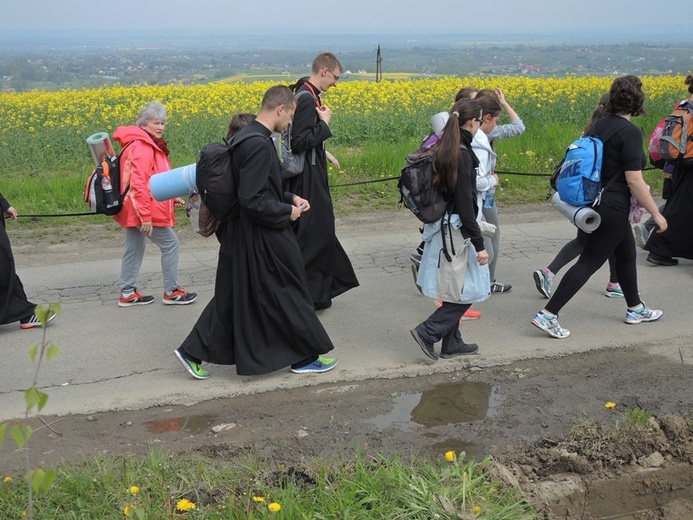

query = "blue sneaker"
[625, 304, 663, 324]
[290, 356, 338, 374]
[532, 311, 570, 339]
[533, 269, 552, 299]
[605, 282, 624, 298]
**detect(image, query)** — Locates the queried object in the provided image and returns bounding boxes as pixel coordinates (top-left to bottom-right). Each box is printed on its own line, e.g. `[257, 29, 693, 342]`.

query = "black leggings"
[548, 234, 619, 283]
[546, 204, 641, 314]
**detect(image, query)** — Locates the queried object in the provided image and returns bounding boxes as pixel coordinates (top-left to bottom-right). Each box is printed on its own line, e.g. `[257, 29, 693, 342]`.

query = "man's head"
[310, 52, 342, 92]
[258, 85, 296, 132]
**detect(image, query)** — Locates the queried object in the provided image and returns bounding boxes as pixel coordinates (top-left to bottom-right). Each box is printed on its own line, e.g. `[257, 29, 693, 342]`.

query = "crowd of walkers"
[2, 61, 690, 378]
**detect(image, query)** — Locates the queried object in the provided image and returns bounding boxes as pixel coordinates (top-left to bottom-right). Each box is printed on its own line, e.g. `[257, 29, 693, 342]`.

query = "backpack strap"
[587, 117, 632, 206]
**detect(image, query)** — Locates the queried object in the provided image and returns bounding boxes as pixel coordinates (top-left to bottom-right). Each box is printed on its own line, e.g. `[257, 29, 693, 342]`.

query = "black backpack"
[84, 142, 131, 215]
[398, 146, 451, 223]
[195, 132, 264, 221]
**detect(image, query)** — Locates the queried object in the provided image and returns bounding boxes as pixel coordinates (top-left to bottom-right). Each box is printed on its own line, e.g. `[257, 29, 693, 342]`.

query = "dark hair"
[474, 88, 499, 102]
[605, 75, 647, 117]
[432, 98, 482, 195]
[261, 85, 296, 111]
[289, 76, 310, 93]
[312, 52, 342, 74]
[475, 95, 502, 119]
[685, 74, 693, 94]
[583, 93, 610, 135]
[454, 86, 479, 102]
[226, 113, 256, 141]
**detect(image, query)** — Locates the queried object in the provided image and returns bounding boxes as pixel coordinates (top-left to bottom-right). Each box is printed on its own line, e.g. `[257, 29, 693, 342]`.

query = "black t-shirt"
[587, 115, 646, 209]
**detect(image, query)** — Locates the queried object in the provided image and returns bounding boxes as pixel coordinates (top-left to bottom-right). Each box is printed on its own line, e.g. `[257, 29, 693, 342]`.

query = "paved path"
[1, 208, 690, 421]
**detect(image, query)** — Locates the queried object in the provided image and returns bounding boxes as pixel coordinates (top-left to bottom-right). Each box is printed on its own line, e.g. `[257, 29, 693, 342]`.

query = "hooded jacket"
[112, 125, 174, 228]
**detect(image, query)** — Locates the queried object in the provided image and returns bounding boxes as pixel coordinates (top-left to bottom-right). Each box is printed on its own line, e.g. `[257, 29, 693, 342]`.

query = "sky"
[1, 0, 685, 34]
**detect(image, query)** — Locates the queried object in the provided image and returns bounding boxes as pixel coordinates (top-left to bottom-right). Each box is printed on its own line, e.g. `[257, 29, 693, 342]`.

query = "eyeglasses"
[327, 69, 340, 81]
[474, 112, 484, 123]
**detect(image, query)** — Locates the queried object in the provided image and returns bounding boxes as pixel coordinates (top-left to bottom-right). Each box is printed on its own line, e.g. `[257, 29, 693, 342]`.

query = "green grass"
[0, 449, 537, 519]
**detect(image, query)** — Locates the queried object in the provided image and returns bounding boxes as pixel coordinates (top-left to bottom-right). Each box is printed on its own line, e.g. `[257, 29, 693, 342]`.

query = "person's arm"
[487, 89, 526, 140]
[123, 142, 155, 228]
[626, 171, 667, 233]
[0, 193, 10, 215]
[454, 152, 485, 253]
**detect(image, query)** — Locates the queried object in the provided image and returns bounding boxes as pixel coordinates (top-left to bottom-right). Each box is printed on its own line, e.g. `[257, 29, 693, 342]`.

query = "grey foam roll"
[551, 192, 601, 233]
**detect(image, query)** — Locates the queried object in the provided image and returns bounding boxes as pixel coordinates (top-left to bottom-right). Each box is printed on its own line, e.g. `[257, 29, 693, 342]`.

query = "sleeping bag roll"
[150, 163, 198, 201]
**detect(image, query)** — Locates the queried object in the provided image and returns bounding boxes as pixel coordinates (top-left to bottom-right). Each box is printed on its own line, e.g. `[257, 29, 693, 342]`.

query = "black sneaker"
[491, 281, 512, 293]
[410, 328, 438, 360]
[440, 342, 479, 358]
[645, 253, 678, 267]
[20, 311, 57, 329]
[163, 287, 198, 305]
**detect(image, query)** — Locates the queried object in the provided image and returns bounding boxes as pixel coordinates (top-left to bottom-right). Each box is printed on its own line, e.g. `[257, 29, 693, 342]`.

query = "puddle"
[367, 382, 503, 431]
[144, 414, 216, 434]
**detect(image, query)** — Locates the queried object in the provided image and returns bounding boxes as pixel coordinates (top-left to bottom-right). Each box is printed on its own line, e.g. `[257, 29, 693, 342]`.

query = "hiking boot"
[531, 311, 570, 339]
[604, 282, 624, 298]
[460, 308, 481, 321]
[20, 311, 57, 329]
[533, 269, 552, 298]
[632, 223, 650, 249]
[290, 356, 338, 374]
[646, 253, 678, 267]
[118, 291, 155, 307]
[625, 304, 663, 324]
[174, 348, 210, 379]
[410, 328, 438, 360]
[163, 287, 198, 305]
[491, 281, 512, 294]
[440, 342, 479, 358]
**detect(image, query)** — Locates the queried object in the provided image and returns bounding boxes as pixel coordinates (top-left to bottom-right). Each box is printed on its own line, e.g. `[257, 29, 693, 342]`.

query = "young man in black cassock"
[284, 52, 359, 310]
[176, 86, 338, 379]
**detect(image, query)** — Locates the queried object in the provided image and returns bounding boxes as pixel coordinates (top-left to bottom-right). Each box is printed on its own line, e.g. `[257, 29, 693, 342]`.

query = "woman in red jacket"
[114, 101, 196, 307]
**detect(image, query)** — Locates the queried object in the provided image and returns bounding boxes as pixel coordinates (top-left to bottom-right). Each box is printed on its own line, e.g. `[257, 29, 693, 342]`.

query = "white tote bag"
[435, 223, 470, 303]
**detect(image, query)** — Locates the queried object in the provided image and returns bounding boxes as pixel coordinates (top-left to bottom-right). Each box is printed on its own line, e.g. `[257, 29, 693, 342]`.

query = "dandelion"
[128, 485, 139, 494]
[605, 402, 616, 409]
[473, 505, 482, 515]
[3, 476, 12, 483]
[176, 499, 196, 511]
[252, 496, 266, 502]
[268, 502, 282, 512]
[123, 505, 135, 517]
[444, 451, 455, 462]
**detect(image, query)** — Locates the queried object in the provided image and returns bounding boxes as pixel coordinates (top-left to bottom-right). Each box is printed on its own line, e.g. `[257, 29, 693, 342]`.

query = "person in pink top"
[113, 100, 197, 307]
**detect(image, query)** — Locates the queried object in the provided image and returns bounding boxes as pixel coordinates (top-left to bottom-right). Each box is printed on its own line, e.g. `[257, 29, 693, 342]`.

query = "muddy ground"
[3, 207, 693, 518]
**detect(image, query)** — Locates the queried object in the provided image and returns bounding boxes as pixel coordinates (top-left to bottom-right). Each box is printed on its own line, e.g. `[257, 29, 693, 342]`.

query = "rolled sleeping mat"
[150, 164, 198, 201]
[86, 132, 115, 166]
[551, 192, 601, 233]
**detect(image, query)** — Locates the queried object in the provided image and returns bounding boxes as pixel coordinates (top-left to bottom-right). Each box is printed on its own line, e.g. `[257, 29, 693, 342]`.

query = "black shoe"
[440, 342, 479, 358]
[410, 328, 438, 360]
[491, 281, 512, 293]
[646, 253, 678, 266]
[314, 301, 333, 310]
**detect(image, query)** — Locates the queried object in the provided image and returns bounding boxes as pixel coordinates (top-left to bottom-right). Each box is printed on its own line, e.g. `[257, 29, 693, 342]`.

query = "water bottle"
[483, 188, 495, 209]
[101, 174, 119, 208]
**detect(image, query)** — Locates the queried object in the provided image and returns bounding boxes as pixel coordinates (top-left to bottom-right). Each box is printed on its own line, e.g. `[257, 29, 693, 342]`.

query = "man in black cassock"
[176, 86, 337, 379]
[0, 192, 56, 329]
[284, 52, 359, 310]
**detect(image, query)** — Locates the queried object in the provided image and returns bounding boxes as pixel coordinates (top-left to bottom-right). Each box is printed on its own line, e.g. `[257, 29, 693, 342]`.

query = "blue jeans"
[119, 226, 180, 294]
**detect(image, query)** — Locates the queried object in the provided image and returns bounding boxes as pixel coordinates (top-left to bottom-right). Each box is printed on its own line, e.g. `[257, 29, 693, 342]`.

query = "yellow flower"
[444, 451, 455, 462]
[123, 505, 135, 517]
[128, 485, 139, 494]
[268, 502, 281, 512]
[3, 476, 12, 483]
[252, 496, 265, 502]
[176, 499, 196, 511]
[605, 402, 616, 409]
[473, 505, 482, 515]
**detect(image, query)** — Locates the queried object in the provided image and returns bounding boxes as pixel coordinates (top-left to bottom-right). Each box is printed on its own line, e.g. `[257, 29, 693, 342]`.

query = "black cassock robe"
[180, 122, 334, 376]
[645, 162, 693, 261]
[284, 81, 359, 309]
[0, 193, 35, 326]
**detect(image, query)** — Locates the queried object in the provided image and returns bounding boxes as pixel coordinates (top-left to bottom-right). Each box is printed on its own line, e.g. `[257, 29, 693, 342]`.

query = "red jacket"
[112, 126, 175, 228]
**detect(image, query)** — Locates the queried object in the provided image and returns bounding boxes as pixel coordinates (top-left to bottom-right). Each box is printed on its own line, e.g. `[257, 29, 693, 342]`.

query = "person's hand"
[316, 104, 333, 125]
[491, 173, 499, 186]
[495, 88, 507, 105]
[140, 221, 153, 236]
[477, 249, 490, 265]
[174, 197, 185, 207]
[293, 196, 310, 213]
[326, 151, 340, 170]
[653, 214, 668, 234]
[290, 205, 302, 221]
[4, 206, 18, 220]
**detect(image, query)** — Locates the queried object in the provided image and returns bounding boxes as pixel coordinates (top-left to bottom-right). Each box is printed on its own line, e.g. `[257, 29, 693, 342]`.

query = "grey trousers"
[119, 226, 180, 294]
[482, 204, 500, 282]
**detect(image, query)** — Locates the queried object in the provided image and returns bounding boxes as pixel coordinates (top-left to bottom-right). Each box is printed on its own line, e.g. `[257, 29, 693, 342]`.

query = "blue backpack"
[554, 119, 629, 206]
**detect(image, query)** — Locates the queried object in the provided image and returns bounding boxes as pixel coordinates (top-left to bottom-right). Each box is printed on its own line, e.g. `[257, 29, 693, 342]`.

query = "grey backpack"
[271, 90, 316, 179]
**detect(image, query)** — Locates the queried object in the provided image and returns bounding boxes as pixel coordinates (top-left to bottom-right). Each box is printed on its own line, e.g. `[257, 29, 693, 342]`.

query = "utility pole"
[376, 45, 382, 82]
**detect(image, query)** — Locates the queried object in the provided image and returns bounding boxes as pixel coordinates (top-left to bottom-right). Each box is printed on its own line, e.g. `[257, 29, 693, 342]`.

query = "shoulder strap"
[589, 117, 632, 206]
[227, 131, 267, 150]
